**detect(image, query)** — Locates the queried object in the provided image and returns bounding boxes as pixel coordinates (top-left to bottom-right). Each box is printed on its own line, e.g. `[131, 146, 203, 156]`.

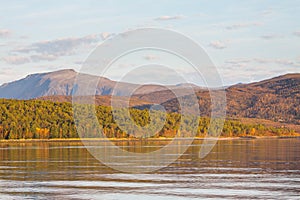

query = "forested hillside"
[0, 99, 296, 140]
[161, 73, 300, 124]
[37, 95, 152, 108]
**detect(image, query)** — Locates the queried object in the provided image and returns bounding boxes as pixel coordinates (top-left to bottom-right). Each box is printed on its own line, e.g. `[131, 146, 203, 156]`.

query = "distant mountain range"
[0, 69, 299, 125]
[0, 69, 198, 99]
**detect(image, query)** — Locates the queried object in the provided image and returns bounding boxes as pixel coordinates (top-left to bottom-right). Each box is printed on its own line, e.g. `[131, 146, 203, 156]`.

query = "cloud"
[254, 58, 298, 66]
[13, 34, 101, 57]
[2, 55, 30, 65]
[19, 35, 29, 39]
[261, 34, 284, 40]
[225, 58, 299, 68]
[0, 68, 19, 85]
[101, 32, 114, 40]
[30, 54, 57, 62]
[3, 53, 61, 65]
[6, 33, 107, 64]
[261, 8, 274, 16]
[225, 22, 263, 30]
[117, 63, 134, 68]
[222, 57, 300, 85]
[3, 53, 69, 65]
[0, 29, 12, 37]
[192, 13, 208, 18]
[294, 31, 300, 37]
[226, 59, 252, 64]
[0, 67, 15, 76]
[225, 59, 252, 69]
[154, 15, 184, 21]
[144, 55, 159, 60]
[226, 59, 252, 65]
[209, 40, 228, 49]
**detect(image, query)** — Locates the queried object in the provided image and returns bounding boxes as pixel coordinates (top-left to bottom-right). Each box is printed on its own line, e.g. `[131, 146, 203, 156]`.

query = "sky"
[0, 0, 299, 86]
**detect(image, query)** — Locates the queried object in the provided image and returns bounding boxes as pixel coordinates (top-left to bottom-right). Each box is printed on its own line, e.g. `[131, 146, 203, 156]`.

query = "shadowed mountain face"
[0, 69, 78, 99]
[0, 69, 198, 100]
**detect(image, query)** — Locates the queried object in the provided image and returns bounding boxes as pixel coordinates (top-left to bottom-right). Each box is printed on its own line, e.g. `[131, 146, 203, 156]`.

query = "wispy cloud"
[209, 40, 228, 49]
[144, 55, 159, 60]
[0, 29, 12, 37]
[225, 22, 263, 30]
[225, 59, 252, 68]
[222, 56, 300, 84]
[226, 59, 252, 64]
[0, 67, 20, 84]
[254, 58, 298, 66]
[2, 54, 59, 65]
[226, 58, 299, 68]
[294, 31, 300, 37]
[101, 32, 114, 40]
[261, 8, 274, 16]
[261, 34, 284, 40]
[0, 67, 14, 76]
[2, 55, 30, 65]
[3, 33, 102, 65]
[154, 15, 184, 21]
[13, 34, 100, 57]
[30, 54, 57, 62]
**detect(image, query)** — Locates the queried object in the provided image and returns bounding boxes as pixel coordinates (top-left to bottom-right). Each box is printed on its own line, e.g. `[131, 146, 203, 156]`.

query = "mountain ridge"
[0, 69, 198, 100]
[160, 73, 300, 124]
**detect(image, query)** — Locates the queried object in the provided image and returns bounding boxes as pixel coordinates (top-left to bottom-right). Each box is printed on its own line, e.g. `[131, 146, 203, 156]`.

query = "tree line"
[0, 99, 296, 140]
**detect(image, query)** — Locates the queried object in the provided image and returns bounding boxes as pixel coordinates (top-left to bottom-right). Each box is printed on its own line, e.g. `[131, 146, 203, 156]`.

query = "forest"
[0, 99, 296, 140]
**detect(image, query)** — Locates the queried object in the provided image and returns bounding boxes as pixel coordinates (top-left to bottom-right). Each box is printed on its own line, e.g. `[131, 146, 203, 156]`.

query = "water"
[0, 138, 299, 199]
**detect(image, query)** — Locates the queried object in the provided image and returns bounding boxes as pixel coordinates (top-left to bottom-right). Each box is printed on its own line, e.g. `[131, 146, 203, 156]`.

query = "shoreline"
[0, 135, 299, 143]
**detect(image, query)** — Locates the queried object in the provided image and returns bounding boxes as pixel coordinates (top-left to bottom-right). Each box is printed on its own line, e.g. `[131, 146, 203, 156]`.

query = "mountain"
[1, 69, 299, 125]
[161, 73, 300, 124]
[0, 69, 79, 99]
[0, 69, 198, 100]
[35, 72, 300, 125]
[225, 73, 300, 124]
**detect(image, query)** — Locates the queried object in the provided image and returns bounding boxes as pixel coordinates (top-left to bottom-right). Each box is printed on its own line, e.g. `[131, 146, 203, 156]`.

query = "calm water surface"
[0, 138, 299, 199]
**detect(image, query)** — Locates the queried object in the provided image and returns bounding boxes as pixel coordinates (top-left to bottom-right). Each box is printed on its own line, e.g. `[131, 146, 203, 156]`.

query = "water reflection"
[0, 139, 299, 199]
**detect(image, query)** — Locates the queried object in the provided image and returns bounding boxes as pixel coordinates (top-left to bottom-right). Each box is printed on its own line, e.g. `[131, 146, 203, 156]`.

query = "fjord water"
[0, 139, 299, 199]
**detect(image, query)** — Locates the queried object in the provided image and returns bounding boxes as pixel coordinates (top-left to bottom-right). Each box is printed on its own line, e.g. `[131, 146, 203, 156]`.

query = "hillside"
[37, 95, 152, 107]
[226, 73, 299, 124]
[161, 73, 300, 124]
